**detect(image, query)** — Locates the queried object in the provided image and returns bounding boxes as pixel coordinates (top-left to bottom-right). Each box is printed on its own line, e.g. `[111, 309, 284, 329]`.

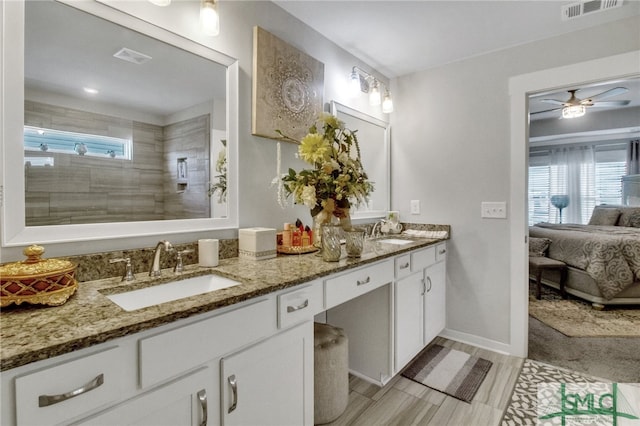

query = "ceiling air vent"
[561, 0, 623, 20]
[113, 47, 152, 65]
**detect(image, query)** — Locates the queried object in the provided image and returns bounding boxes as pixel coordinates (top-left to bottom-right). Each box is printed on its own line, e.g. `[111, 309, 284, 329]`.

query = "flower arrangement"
[275, 112, 373, 226]
[208, 139, 227, 203]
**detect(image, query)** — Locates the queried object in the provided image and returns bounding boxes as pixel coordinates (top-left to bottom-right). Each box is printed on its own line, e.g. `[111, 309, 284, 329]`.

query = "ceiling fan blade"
[530, 107, 562, 115]
[590, 100, 631, 107]
[539, 99, 566, 106]
[587, 87, 629, 101]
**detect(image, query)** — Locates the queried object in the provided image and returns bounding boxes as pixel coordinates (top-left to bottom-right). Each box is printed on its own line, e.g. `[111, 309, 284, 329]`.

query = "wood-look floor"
[323, 337, 524, 426]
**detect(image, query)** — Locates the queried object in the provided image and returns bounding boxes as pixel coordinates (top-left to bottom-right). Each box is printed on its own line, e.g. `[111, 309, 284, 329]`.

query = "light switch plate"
[481, 202, 507, 219]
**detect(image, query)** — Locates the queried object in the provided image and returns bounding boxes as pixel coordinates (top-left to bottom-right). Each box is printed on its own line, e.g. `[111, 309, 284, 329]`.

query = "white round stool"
[314, 322, 349, 425]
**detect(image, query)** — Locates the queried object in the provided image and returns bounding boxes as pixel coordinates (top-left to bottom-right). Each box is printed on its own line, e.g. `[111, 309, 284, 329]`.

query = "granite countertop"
[1, 236, 446, 371]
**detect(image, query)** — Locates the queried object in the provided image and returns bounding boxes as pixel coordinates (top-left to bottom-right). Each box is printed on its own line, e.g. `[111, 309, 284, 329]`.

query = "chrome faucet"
[149, 240, 173, 277]
[370, 219, 388, 238]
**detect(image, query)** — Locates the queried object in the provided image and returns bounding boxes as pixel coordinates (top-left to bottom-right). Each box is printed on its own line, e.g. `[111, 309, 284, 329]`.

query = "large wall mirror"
[1, 0, 238, 246]
[331, 101, 390, 219]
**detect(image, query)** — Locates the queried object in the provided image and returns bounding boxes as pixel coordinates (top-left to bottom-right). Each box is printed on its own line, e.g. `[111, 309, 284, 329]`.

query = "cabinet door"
[395, 272, 425, 372]
[77, 367, 213, 426]
[424, 260, 446, 345]
[220, 322, 313, 426]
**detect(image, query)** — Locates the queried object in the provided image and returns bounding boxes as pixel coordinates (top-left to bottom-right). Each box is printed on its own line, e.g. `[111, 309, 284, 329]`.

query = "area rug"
[528, 294, 640, 337]
[501, 359, 640, 426]
[401, 344, 492, 403]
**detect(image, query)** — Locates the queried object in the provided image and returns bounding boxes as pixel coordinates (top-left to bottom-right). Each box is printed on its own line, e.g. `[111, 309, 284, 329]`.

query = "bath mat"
[401, 344, 492, 403]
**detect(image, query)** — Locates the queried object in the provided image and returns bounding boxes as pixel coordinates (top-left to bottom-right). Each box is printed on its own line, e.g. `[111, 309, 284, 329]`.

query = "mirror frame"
[330, 101, 390, 220]
[1, 0, 239, 247]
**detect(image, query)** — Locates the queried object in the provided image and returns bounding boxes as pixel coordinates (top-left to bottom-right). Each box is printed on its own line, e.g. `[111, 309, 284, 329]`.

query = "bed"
[528, 205, 640, 308]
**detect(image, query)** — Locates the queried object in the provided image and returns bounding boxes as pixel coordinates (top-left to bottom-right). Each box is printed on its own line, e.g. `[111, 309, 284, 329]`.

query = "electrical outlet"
[410, 200, 420, 215]
[481, 202, 507, 219]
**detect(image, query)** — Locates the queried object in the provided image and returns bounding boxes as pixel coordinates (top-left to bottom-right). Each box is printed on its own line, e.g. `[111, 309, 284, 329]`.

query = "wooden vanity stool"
[529, 256, 567, 300]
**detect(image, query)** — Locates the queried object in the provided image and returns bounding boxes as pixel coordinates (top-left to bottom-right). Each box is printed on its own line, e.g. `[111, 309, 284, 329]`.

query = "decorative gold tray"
[0, 245, 77, 307]
[277, 245, 319, 255]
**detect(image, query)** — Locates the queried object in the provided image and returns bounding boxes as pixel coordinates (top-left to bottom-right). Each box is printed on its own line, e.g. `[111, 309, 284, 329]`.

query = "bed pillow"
[628, 211, 640, 228]
[618, 207, 640, 227]
[588, 206, 621, 226]
[529, 237, 552, 257]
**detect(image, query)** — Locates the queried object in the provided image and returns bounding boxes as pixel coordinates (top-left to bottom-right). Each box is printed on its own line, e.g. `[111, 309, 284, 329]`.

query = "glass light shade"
[200, 0, 220, 37]
[382, 93, 394, 113]
[148, 0, 171, 6]
[369, 82, 381, 106]
[349, 71, 361, 98]
[562, 105, 586, 119]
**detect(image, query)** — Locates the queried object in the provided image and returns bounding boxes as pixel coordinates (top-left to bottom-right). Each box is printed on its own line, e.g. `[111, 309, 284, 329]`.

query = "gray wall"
[391, 16, 640, 348]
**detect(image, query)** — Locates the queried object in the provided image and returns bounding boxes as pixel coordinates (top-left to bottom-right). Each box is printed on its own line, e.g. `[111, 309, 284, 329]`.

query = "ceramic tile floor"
[323, 337, 524, 426]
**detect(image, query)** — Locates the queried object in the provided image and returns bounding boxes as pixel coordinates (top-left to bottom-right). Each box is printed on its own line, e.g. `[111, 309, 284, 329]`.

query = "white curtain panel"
[551, 146, 596, 224]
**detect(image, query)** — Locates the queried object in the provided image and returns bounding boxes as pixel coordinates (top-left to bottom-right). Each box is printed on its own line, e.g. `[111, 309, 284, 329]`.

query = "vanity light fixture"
[148, 0, 171, 6]
[200, 0, 220, 37]
[562, 105, 586, 119]
[349, 66, 394, 113]
[382, 90, 394, 113]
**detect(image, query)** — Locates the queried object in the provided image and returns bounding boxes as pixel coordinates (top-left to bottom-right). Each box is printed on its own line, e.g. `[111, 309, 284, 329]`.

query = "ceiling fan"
[532, 86, 631, 119]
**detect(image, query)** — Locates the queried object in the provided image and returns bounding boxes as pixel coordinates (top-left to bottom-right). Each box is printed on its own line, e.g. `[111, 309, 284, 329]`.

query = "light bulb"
[148, 0, 171, 6]
[562, 105, 586, 119]
[200, 0, 220, 37]
[369, 81, 381, 106]
[382, 92, 394, 113]
[349, 70, 361, 98]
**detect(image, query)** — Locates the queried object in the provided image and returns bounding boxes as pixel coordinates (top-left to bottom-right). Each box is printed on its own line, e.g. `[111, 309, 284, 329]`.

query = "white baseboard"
[440, 328, 518, 356]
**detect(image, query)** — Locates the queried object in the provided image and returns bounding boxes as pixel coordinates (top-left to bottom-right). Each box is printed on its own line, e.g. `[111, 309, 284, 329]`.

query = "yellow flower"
[320, 112, 342, 129]
[299, 133, 330, 164]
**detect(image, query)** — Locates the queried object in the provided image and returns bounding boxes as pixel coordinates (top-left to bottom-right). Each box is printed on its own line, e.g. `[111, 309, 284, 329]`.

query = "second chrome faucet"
[149, 240, 173, 277]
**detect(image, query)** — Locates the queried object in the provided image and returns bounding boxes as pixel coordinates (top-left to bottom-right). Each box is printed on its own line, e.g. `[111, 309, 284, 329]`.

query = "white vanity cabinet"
[220, 321, 313, 426]
[394, 242, 447, 373]
[76, 367, 213, 426]
[1, 241, 448, 425]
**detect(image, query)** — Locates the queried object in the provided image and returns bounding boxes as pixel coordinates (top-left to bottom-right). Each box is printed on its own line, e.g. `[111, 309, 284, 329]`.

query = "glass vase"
[321, 224, 342, 262]
[345, 228, 365, 258]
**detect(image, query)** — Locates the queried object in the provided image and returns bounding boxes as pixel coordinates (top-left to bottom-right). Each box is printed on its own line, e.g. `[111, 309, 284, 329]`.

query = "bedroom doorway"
[525, 76, 640, 382]
[508, 50, 640, 359]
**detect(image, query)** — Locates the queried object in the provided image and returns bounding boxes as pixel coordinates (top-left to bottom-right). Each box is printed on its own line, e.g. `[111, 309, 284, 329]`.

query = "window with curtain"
[528, 143, 627, 225]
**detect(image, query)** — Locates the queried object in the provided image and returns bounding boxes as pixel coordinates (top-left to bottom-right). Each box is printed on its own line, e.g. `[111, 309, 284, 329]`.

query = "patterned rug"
[528, 287, 640, 337]
[401, 344, 492, 403]
[501, 359, 640, 426]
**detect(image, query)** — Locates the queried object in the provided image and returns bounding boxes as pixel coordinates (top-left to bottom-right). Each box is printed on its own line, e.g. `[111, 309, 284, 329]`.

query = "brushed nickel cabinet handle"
[421, 279, 426, 296]
[228, 374, 238, 413]
[356, 276, 371, 286]
[399, 262, 410, 270]
[197, 389, 208, 426]
[38, 373, 104, 407]
[426, 276, 432, 293]
[287, 299, 309, 313]
[439, 249, 446, 255]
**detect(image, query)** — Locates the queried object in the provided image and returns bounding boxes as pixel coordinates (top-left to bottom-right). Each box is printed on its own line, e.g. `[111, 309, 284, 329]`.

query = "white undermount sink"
[106, 274, 241, 311]
[376, 238, 413, 245]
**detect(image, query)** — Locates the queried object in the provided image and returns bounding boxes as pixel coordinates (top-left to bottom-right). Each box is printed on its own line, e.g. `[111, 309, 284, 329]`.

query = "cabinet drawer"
[15, 346, 125, 426]
[139, 298, 274, 388]
[436, 242, 447, 262]
[325, 259, 393, 309]
[395, 254, 412, 279]
[277, 280, 323, 329]
[411, 246, 436, 271]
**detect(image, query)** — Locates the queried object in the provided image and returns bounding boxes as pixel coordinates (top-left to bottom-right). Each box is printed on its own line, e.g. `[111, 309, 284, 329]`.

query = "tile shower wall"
[24, 101, 210, 224]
